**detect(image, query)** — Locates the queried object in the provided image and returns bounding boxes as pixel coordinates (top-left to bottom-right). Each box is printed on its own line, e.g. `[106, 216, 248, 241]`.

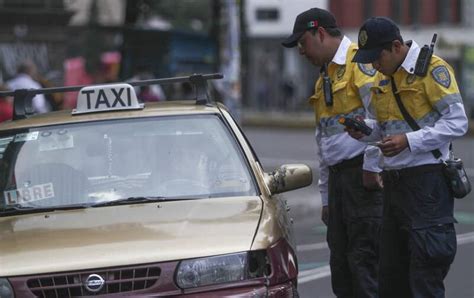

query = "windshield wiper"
[2, 204, 34, 211]
[90, 196, 168, 207]
[0, 203, 90, 216]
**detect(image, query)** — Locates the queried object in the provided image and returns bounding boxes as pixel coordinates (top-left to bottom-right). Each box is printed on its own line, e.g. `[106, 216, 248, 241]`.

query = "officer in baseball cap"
[282, 7, 383, 298]
[348, 16, 468, 297]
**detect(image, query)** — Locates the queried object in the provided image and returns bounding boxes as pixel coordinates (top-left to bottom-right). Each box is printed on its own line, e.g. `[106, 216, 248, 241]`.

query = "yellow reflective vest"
[309, 44, 376, 136]
[370, 55, 462, 136]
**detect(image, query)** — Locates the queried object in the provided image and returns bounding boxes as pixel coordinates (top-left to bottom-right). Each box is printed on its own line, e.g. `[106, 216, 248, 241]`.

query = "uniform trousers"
[380, 164, 457, 298]
[328, 154, 383, 298]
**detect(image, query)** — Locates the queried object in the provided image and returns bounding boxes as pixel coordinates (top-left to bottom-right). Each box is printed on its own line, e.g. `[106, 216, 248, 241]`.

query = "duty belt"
[383, 163, 444, 182]
[329, 154, 363, 173]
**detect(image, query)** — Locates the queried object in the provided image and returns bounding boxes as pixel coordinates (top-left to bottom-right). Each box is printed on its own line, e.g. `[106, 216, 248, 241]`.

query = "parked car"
[0, 74, 312, 297]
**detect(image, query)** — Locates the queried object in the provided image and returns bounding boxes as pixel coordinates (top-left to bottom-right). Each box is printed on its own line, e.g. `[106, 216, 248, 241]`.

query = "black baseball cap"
[282, 8, 337, 48]
[352, 17, 402, 63]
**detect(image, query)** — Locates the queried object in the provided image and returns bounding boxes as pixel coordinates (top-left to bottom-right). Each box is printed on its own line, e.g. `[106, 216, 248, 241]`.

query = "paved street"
[243, 126, 474, 298]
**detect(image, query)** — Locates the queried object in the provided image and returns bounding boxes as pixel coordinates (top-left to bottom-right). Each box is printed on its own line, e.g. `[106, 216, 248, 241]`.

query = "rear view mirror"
[265, 164, 312, 195]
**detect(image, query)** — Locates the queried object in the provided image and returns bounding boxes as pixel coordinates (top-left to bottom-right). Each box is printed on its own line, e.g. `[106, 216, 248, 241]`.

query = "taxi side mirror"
[265, 164, 312, 195]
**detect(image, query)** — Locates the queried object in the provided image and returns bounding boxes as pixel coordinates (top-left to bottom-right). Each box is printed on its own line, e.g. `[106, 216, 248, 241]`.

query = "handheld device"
[338, 117, 373, 136]
[414, 33, 437, 77]
[323, 75, 333, 106]
[321, 64, 333, 106]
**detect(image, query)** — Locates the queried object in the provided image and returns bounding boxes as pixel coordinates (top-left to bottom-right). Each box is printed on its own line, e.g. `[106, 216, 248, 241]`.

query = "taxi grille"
[26, 265, 161, 297]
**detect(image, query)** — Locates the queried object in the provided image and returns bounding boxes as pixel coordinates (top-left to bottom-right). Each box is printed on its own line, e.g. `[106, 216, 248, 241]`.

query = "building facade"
[330, 0, 474, 116]
[0, 0, 73, 82]
[244, 0, 474, 115]
[243, 0, 327, 111]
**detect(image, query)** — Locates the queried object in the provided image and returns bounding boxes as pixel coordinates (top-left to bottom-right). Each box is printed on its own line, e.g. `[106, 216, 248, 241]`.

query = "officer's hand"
[345, 127, 365, 140]
[362, 170, 384, 190]
[321, 205, 329, 226]
[378, 134, 408, 157]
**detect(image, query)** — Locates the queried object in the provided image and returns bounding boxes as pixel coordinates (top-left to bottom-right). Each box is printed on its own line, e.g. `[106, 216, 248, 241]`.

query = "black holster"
[443, 158, 471, 199]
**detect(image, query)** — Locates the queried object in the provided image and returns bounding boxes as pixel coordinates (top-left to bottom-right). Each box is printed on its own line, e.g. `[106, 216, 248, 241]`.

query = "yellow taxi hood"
[0, 196, 262, 277]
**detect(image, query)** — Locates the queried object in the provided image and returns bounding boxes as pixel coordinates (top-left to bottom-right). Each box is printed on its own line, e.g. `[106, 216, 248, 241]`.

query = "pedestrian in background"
[6, 60, 52, 114]
[350, 17, 468, 297]
[0, 85, 13, 122]
[127, 65, 166, 102]
[282, 8, 383, 298]
[36, 74, 64, 111]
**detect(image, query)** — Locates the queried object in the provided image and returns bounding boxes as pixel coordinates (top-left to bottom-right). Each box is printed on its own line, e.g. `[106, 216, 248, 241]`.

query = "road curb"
[241, 111, 315, 129]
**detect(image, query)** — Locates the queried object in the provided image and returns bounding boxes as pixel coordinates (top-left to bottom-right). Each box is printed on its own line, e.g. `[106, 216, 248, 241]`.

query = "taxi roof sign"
[73, 83, 143, 115]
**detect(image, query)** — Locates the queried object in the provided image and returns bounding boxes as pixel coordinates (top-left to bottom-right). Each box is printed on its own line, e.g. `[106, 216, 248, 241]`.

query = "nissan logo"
[84, 274, 105, 293]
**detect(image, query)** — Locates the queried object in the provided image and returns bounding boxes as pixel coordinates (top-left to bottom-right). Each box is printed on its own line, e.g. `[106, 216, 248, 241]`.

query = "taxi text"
[81, 87, 132, 109]
[73, 83, 141, 114]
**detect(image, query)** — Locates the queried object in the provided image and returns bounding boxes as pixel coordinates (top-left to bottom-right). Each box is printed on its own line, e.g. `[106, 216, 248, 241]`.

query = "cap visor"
[352, 48, 383, 63]
[282, 32, 304, 48]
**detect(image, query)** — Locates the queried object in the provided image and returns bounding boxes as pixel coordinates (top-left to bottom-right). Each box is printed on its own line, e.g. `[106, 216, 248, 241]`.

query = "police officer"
[282, 8, 383, 298]
[351, 17, 468, 297]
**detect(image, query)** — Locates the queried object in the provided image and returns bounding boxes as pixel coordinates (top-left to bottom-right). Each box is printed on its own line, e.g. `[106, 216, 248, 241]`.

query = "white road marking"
[298, 231, 474, 284]
[456, 231, 474, 245]
[297, 242, 328, 252]
[298, 265, 331, 284]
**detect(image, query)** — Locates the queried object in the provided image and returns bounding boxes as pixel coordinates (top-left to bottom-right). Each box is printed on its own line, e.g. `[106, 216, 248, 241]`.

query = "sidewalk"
[241, 110, 315, 129]
[241, 109, 474, 135]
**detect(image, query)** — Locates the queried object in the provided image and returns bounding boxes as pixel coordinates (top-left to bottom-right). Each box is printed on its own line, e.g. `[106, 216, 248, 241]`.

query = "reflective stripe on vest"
[319, 107, 366, 137]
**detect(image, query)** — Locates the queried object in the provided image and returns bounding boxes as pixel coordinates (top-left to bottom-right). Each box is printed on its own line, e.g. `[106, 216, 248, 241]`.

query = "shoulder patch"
[358, 63, 376, 77]
[431, 65, 451, 88]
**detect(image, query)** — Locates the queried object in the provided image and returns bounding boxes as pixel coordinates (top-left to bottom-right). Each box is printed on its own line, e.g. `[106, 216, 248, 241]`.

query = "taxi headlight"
[0, 278, 14, 298]
[175, 252, 248, 289]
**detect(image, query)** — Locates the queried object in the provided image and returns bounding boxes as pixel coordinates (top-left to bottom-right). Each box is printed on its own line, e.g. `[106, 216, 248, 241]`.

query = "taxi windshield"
[0, 115, 257, 214]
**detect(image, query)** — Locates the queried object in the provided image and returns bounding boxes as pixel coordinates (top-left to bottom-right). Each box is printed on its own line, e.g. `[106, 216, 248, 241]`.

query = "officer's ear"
[316, 27, 327, 43]
[308, 28, 322, 44]
[392, 40, 403, 53]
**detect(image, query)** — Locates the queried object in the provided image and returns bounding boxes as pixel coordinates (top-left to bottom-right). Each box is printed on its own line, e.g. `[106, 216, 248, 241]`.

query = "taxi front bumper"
[7, 238, 299, 297]
[168, 281, 297, 297]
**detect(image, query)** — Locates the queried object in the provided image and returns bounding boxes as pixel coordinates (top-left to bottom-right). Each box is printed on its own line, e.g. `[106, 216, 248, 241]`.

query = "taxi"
[0, 74, 312, 297]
